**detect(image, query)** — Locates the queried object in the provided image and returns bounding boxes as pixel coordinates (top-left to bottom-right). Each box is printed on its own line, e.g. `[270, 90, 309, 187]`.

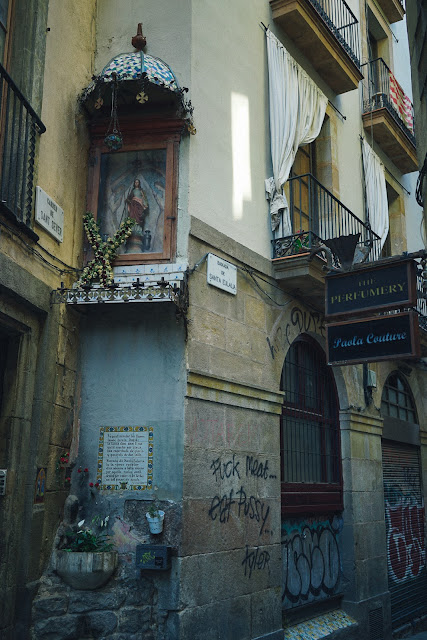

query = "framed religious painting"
[86, 118, 181, 265]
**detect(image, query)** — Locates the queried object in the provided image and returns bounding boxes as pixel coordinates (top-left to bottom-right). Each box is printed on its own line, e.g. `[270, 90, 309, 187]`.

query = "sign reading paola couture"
[326, 312, 420, 365]
[325, 260, 417, 318]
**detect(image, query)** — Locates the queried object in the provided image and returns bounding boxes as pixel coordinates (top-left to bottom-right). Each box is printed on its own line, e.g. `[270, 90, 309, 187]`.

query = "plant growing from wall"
[62, 517, 113, 552]
[77, 212, 135, 287]
[146, 496, 165, 534]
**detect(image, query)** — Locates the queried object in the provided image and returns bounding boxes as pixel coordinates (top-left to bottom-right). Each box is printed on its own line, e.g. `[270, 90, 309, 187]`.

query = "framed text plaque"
[97, 426, 154, 490]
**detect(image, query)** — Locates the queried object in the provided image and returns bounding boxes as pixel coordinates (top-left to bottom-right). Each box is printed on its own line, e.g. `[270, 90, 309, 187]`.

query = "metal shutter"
[382, 440, 427, 628]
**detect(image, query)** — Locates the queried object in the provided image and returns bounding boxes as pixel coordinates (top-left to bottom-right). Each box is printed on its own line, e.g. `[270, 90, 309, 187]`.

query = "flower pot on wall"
[146, 510, 165, 534]
[54, 550, 118, 590]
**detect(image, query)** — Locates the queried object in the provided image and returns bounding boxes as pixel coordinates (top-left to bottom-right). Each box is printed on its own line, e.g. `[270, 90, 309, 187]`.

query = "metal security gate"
[382, 440, 427, 628]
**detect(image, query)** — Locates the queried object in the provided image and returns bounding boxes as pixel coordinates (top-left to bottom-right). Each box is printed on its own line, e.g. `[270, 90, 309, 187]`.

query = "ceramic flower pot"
[54, 550, 118, 590]
[146, 510, 165, 534]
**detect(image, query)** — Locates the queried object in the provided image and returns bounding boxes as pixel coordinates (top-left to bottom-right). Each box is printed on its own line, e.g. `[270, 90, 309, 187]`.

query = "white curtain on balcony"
[362, 139, 389, 250]
[265, 29, 327, 237]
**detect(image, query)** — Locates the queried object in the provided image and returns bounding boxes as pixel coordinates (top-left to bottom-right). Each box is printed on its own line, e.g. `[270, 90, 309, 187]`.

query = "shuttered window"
[381, 373, 426, 628]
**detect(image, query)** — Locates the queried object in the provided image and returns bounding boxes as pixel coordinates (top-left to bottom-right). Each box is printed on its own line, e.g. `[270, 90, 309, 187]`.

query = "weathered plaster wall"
[0, 2, 95, 638]
[35, 0, 97, 278]
[78, 303, 186, 502]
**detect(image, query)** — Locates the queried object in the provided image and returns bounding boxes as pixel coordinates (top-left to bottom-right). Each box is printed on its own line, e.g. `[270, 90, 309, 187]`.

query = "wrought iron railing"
[272, 173, 381, 263]
[307, 0, 361, 68]
[417, 274, 427, 331]
[0, 63, 45, 230]
[361, 58, 415, 144]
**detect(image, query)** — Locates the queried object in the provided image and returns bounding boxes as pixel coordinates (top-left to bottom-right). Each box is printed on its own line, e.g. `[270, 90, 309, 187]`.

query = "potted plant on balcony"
[145, 499, 165, 534]
[55, 516, 118, 590]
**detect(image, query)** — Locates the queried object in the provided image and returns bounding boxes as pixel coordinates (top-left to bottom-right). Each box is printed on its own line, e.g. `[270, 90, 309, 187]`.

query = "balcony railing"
[272, 174, 381, 264]
[361, 58, 415, 144]
[0, 63, 45, 231]
[417, 274, 427, 331]
[307, 0, 361, 68]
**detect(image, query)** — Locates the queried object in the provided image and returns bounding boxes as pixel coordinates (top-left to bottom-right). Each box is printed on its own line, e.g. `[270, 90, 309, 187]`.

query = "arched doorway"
[280, 335, 343, 613]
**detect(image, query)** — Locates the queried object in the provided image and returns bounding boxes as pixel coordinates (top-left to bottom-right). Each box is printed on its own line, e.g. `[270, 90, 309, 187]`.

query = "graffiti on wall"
[208, 453, 276, 576]
[282, 516, 342, 607]
[267, 306, 325, 360]
[384, 467, 426, 585]
[208, 454, 274, 536]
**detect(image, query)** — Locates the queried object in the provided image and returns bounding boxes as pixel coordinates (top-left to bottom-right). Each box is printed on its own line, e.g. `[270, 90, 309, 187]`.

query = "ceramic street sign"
[207, 253, 237, 295]
[35, 186, 64, 242]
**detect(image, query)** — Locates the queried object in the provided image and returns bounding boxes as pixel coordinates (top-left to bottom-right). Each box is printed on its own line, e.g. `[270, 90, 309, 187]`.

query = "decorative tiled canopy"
[100, 52, 180, 93]
[79, 26, 194, 132]
[79, 49, 193, 124]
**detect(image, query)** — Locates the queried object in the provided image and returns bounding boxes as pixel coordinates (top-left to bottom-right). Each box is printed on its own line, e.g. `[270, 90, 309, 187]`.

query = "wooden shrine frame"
[86, 116, 182, 265]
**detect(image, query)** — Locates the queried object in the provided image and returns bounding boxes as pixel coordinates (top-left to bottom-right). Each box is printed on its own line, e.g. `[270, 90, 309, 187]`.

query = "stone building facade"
[0, 1, 425, 640]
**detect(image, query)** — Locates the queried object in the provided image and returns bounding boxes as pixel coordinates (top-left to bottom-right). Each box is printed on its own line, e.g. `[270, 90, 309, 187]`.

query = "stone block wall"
[31, 564, 160, 640]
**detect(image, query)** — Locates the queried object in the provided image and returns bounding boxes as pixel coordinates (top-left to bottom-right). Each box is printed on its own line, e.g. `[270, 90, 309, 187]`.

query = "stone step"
[284, 610, 358, 640]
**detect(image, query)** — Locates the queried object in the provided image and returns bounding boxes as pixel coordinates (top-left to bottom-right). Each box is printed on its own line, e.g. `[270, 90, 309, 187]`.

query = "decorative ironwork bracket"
[51, 278, 188, 316]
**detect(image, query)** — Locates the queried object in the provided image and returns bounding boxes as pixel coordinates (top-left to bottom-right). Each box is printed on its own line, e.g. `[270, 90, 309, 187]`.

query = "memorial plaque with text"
[325, 260, 417, 318]
[97, 426, 153, 490]
[326, 311, 420, 365]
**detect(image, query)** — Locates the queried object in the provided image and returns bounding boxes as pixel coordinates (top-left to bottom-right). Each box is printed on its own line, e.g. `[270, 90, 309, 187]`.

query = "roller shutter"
[382, 440, 427, 628]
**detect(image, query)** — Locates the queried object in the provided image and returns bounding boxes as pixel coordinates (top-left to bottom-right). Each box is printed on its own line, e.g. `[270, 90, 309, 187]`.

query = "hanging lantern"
[104, 75, 123, 150]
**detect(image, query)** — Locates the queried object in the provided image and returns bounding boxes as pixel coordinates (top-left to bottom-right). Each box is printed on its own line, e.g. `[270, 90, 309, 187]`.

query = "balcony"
[375, 0, 405, 24]
[417, 274, 427, 335]
[270, 0, 363, 94]
[0, 64, 45, 239]
[361, 58, 417, 174]
[272, 174, 380, 309]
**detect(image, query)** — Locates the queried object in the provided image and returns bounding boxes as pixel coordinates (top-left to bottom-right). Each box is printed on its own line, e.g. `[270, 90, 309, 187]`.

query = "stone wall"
[32, 569, 158, 640]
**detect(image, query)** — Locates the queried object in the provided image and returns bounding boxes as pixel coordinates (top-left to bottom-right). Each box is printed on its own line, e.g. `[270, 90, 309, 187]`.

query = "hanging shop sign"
[325, 260, 417, 318]
[326, 311, 420, 365]
[207, 253, 237, 295]
[35, 186, 64, 242]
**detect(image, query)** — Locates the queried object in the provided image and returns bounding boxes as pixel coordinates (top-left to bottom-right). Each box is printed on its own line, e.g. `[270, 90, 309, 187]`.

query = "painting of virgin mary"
[97, 149, 166, 255]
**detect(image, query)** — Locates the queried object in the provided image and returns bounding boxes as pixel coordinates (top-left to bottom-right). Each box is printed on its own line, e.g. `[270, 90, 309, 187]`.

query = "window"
[381, 372, 417, 424]
[0, 0, 13, 68]
[289, 143, 316, 235]
[280, 335, 342, 514]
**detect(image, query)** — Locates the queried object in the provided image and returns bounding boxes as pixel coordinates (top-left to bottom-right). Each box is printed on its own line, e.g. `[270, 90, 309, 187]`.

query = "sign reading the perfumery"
[325, 260, 417, 318]
[207, 253, 237, 295]
[98, 426, 153, 490]
[326, 312, 420, 365]
[35, 186, 64, 242]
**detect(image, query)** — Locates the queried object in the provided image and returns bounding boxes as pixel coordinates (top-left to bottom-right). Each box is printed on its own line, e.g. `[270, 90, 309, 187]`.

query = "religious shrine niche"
[80, 23, 194, 266]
